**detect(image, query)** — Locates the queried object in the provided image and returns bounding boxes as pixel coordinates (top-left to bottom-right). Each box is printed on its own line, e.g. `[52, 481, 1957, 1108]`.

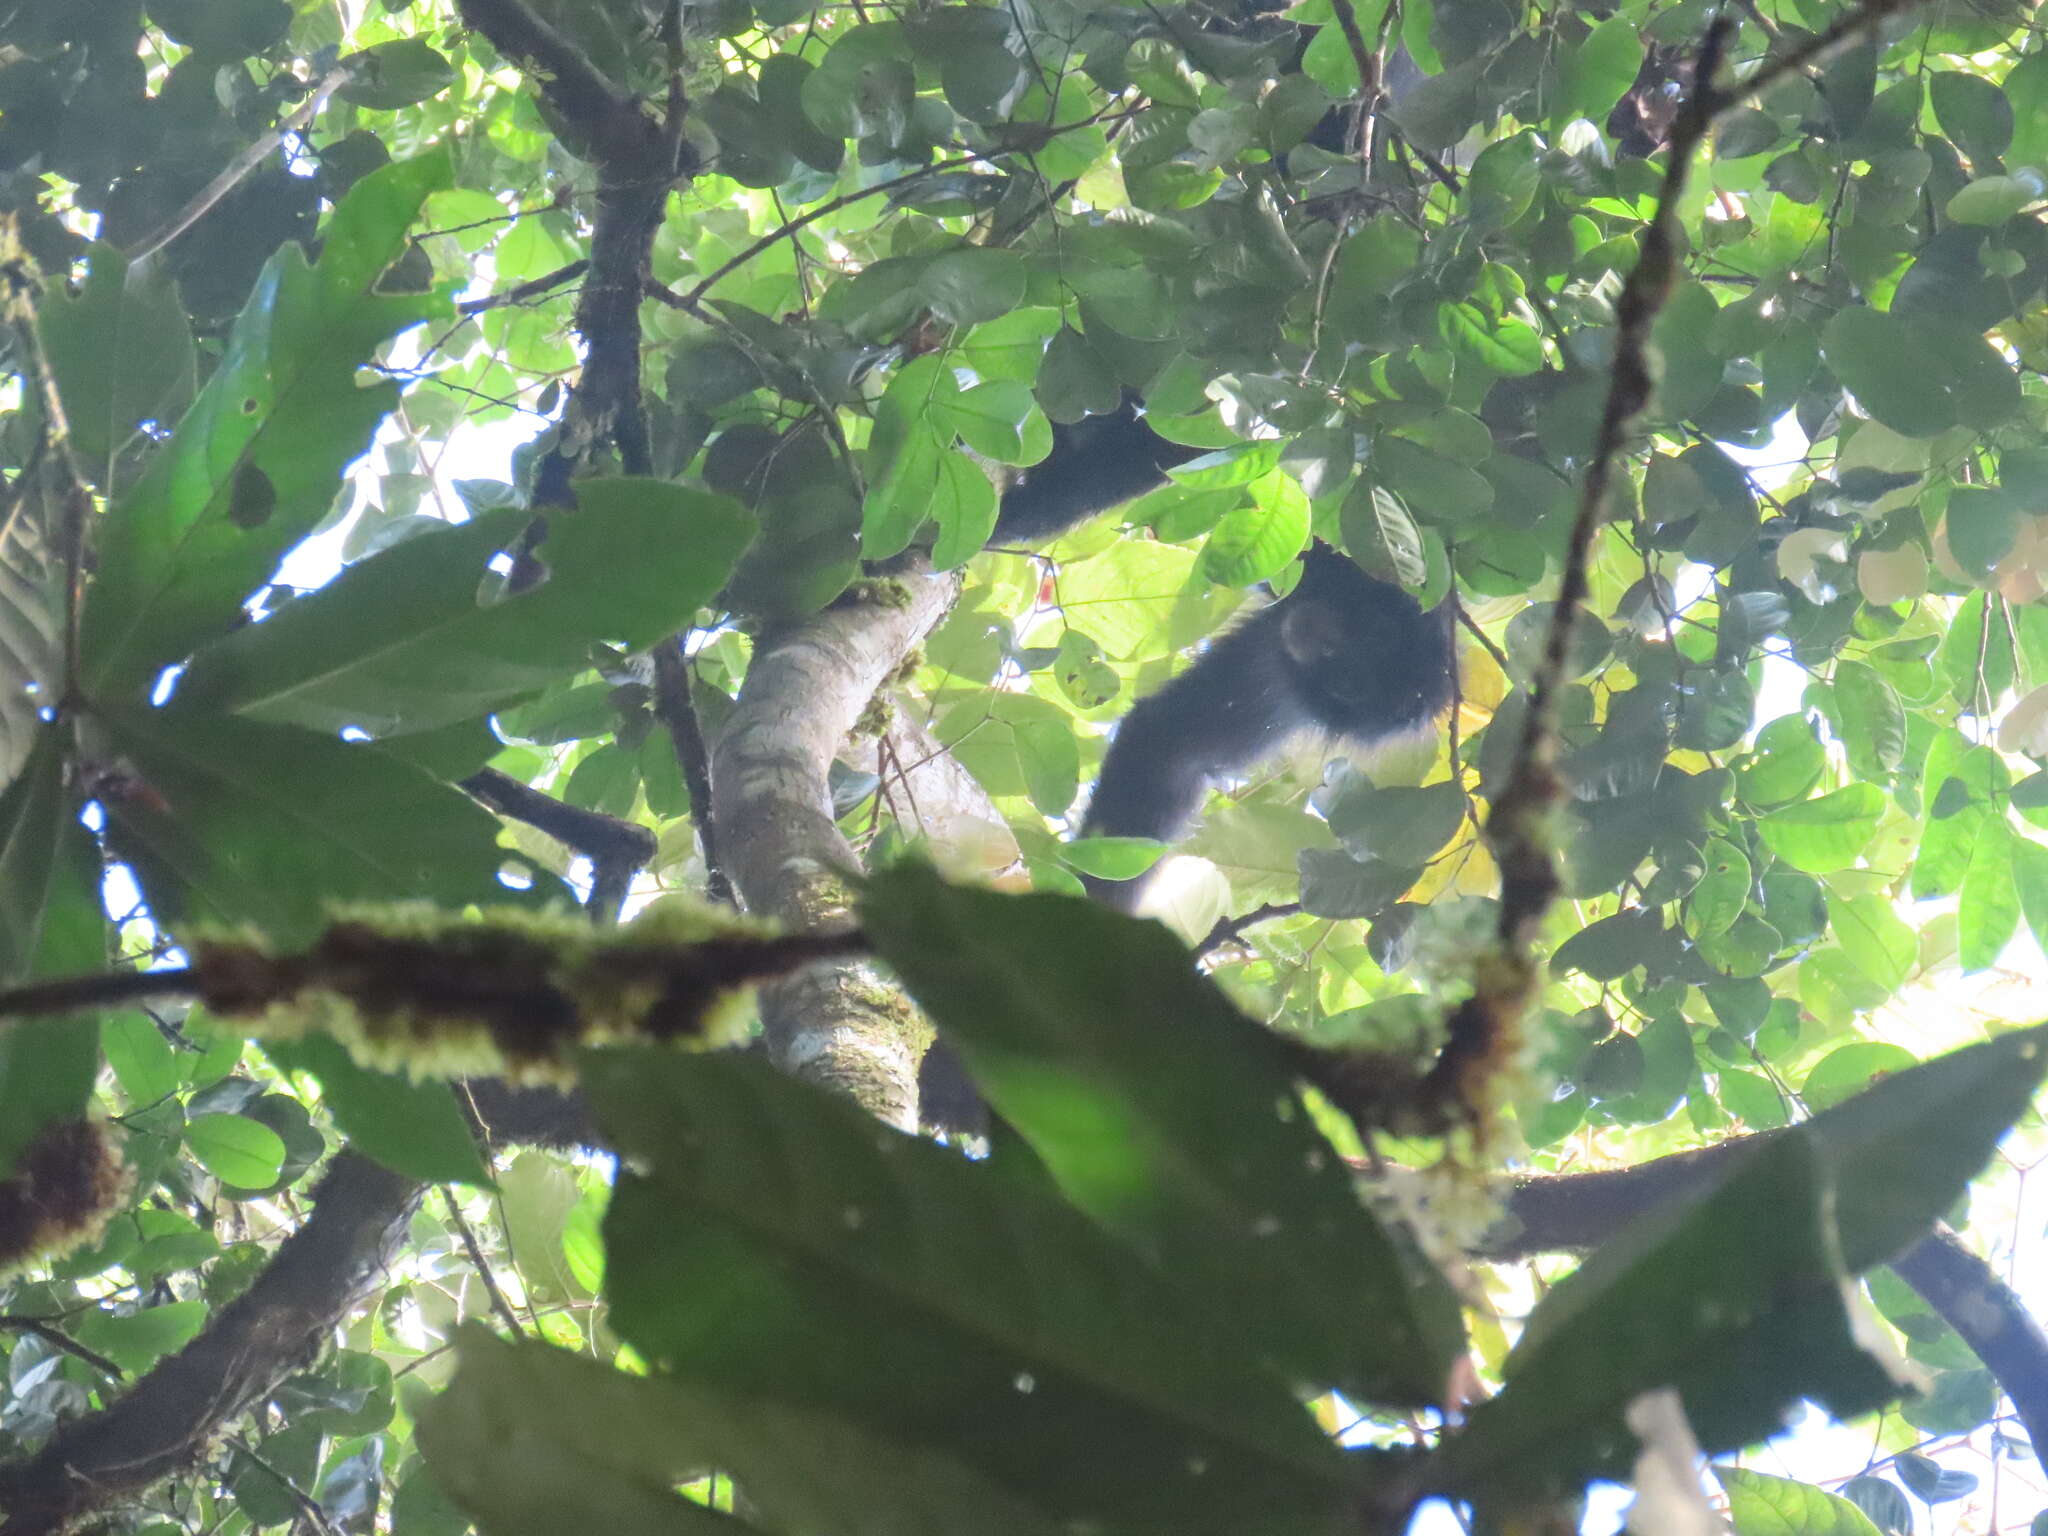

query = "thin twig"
[1490, 18, 1736, 951]
[126, 70, 349, 266]
[652, 640, 734, 906]
[439, 1187, 526, 1337]
[457, 259, 590, 315]
[0, 968, 200, 1020]
[1196, 902, 1303, 960]
[1326, 0, 1460, 191]
[0, 1316, 121, 1380]
[1455, 602, 1510, 675]
[1712, 0, 1921, 114]
[655, 154, 985, 312]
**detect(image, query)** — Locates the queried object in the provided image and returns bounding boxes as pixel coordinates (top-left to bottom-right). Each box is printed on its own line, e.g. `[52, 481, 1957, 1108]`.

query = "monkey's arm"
[992, 397, 1204, 545]
[1078, 614, 1302, 908]
[1078, 550, 1456, 911]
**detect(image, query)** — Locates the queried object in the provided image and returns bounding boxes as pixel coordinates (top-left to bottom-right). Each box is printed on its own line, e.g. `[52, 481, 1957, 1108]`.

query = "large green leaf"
[178, 481, 756, 735]
[0, 475, 65, 794]
[1442, 1134, 1907, 1501]
[1820, 309, 2019, 438]
[1717, 1467, 1885, 1536]
[98, 704, 561, 946]
[78, 154, 452, 696]
[425, 1329, 1074, 1536]
[586, 1048, 1362, 1535]
[264, 1036, 489, 1186]
[37, 241, 196, 475]
[0, 727, 67, 988]
[859, 864, 1466, 1408]
[1800, 1022, 2048, 1272]
[0, 816, 106, 1177]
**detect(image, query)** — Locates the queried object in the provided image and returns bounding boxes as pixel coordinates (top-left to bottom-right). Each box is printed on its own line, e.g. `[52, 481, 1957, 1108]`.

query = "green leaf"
[1199, 477, 1309, 586]
[863, 357, 957, 561]
[1831, 893, 1915, 993]
[800, 23, 914, 140]
[1801, 1042, 1917, 1113]
[0, 728, 66, 987]
[1958, 819, 2021, 970]
[1055, 540, 1243, 658]
[1820, 308, 2019, 438]
[338, 38, 456, 109]
[860, 866, 1466, 1407]
[185, 1111, 287, 1188]
[1946, 170, 2044, 225]
[1340, 482, 1428, 588]
[1808, 1024, 2048, 1272]
[1015, 718, 1080, 817]
[583, 1050, 1358, 1533]
[1737, 715, 1826, 807]
[422, 1335, 759, 1535]
[266, 1036, 491, 1186]
[179, 483, 755, 734]
[1437, 302, 1544, 377]
[98, 706, 560, 946]
[1297, 849, 1423, 920]
[103, 1012, 180, 1107]
[1893, 1447, 1979, 1500]
[928, 451, 1000, 570]
[37, 242, 196, 469]
[0, 818, 106, 1177]
[1717, 1466, 1884, 1536]
[2014, 836, 2048, 957]
[1717, 1067, 1789, 1130]
[1757, 784, 1885, 873]
[1832, 661, 1906, 781]
[73, 1301, 209, 1373]
[79, 154, 453, 695]
[923, 248, 1026, 328]
[1687, 837, 1750, 939]
[1325, 780, 1465, 867]
[1059, 835, 1165, 880]
[1929, 68, 2014, 163]
[1944, 486, 2021, 579]
[1444, 1134, 1905, 1500]
[758, 56, 843, 173]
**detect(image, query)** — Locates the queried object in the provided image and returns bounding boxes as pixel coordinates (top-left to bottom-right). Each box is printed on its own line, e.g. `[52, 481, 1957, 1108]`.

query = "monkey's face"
[1277, 592, 1449, 737]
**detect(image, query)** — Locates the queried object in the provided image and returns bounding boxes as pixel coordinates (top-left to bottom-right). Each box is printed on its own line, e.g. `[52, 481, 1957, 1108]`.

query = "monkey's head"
[1277, 558, 1455, 740]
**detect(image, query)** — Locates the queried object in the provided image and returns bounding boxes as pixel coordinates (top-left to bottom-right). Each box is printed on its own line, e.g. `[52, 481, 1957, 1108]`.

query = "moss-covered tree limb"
[710, 572, 960, 1128]
[0, 1154, 420, 1536]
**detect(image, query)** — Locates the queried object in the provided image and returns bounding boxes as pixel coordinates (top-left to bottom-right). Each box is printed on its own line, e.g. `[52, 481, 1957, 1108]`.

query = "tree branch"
[456, 259, 588, 316]
[459, 767, 654, 925]
[652, 155, 984, 312]
[651, 640, 732, 906]
[709, 570, 961, 1128]
[452, 0, 654, 163]
[124, 69, 350, 266]
[0, 1154, 421, 1536]
[1197, 902, 1303, 960]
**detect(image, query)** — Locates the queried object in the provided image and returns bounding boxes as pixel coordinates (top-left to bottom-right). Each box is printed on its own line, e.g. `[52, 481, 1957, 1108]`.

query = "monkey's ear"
[1279, 598, 1348, 665]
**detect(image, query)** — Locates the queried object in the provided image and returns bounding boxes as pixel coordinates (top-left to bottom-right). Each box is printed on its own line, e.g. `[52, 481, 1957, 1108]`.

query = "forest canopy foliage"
[0, 0, 2046, 1530]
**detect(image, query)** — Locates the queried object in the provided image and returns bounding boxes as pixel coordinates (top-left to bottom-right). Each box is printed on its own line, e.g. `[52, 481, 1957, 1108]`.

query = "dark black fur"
[1079, 544, 1455, 909]
[992, 396, 1204, 544]
[918, 400, 1456, 1132]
